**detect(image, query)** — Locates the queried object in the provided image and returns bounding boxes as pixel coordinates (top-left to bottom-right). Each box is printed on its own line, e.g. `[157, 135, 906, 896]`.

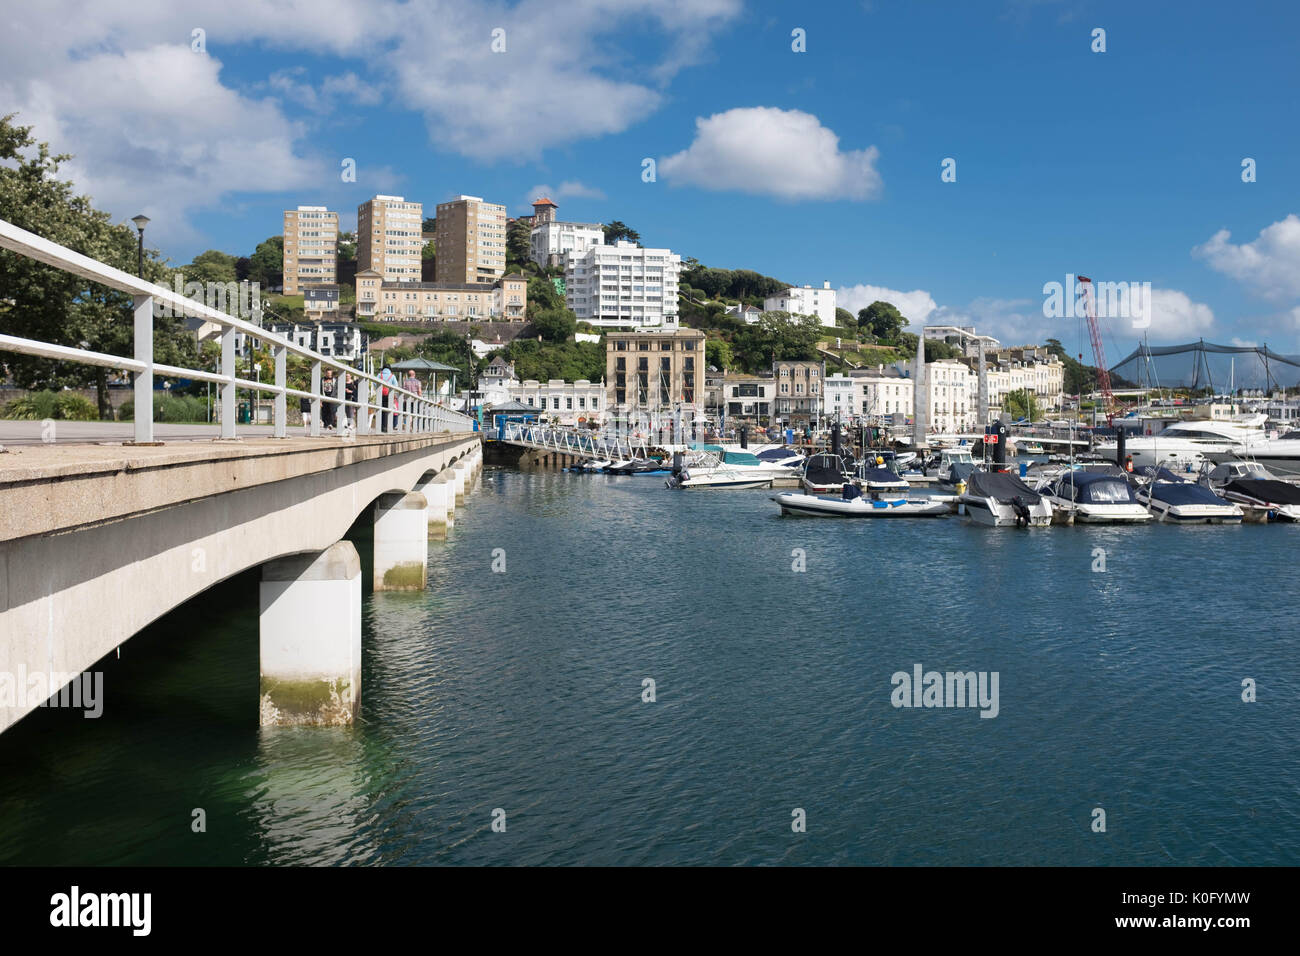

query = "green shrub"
[118, 393, 210, 423]
[1, 390, 99, 421]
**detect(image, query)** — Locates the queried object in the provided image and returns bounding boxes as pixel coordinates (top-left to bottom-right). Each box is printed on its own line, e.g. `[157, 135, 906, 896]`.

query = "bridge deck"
[0, 431, 477, 542]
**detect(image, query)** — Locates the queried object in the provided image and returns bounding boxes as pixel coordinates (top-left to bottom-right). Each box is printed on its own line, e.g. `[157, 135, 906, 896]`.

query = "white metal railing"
[0, 218, 477, 442]
[501, 421, 650, 460]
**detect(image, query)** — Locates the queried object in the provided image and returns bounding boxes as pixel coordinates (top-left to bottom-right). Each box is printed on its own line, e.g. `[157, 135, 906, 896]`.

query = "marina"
[2, 462, 1297, 867]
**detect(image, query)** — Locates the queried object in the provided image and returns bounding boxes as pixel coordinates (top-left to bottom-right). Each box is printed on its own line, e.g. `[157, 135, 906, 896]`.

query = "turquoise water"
[1, 467, 1297, 865]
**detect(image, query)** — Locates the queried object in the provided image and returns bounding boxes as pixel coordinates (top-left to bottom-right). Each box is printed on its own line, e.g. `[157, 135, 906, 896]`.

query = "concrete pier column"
[373, 491, 428, 590]
[451, 461, 468, 503]
[259, 541, 362, 726]
[416, 475, 452, 540]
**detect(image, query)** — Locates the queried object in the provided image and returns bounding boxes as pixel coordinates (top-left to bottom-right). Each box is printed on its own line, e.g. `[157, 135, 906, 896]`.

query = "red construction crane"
[1078, 275, 1115, 425]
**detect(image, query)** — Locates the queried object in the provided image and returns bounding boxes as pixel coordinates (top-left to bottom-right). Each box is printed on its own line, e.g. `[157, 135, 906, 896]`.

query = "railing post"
[333, 370, 344, 432]
[310, 361, 321, 437]
[357, 378, 370, 435]
[273, 344, 287, 439]
[131, 293, 154, 443]
[220, 325, 236, 439]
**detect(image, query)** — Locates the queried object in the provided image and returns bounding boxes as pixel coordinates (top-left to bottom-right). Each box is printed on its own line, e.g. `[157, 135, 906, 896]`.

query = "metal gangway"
[500, 421, 654, 461]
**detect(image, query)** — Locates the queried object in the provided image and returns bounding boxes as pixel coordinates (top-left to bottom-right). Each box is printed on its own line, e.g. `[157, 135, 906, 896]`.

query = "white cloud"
[837, 284, 936, 324]
[0, 0, 737, 249]
[1144, 288, 1215, 338]
[523, 181, 607, 212]
[1193, 214, 1300, 302]
[835, 283, 1214, 351]
[3, 43, 328, 249]
[387, 0, 742, 161]
[660, 107, 883, 201]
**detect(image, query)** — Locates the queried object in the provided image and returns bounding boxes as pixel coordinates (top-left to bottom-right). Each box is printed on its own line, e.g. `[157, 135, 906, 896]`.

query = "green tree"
[337, 231, 356, 261]
[532, 307, 577, 343]
[857, 301, 908, 343]
[835, 307, 856, 327]
[1004, 388, 1041, 421]
[248, 235, 284, 287]
[730, 312, 822, 372]
[924, 339, 962, 361]
[183, 249, 238, 284]
[506, 218, 532, 267]
[422, 217, 437, 233]
[0, 113, 197, 418]
[1046, 337, 1097, 395]
[421, 240, 436, 260]
[526, 276, 565, 318]
[706, 338, 733, 371]
[603, 220, 641, 245]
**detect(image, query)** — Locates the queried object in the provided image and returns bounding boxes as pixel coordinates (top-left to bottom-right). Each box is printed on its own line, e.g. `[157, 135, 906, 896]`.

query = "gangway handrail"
[0, 217, 476, 441]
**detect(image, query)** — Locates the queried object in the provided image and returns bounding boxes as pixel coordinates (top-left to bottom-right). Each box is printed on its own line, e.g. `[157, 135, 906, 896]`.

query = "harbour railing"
[501, 421, 651, 460]
[0, 218, 476, 442]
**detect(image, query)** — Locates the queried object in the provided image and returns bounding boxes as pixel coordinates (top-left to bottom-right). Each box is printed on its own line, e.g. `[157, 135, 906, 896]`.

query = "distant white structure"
[764, 281, 837, 327]
[824, 368, 915, 424]
[529, 198, 604, 268]
[511, 379, 605, 425]
[724, 303, 764, 324]
[565, 241, 681, 329]
[477, 356, 518, 407]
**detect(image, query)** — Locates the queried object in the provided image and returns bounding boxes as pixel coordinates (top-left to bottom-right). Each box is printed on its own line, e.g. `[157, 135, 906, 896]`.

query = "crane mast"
[1078, 275, 1115, 425]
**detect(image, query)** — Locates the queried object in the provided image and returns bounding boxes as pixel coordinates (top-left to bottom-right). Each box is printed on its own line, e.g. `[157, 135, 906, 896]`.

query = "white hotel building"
[565, 241, 681, 328]
[824, 369, 916, 425]
[763, 282, 837, 327]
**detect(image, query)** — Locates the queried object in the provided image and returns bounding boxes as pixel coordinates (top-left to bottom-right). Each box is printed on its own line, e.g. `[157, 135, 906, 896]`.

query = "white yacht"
[666, 450, 773, 490]
[1097, 416, 1267, 472]
[1208, 429, 1300, 478]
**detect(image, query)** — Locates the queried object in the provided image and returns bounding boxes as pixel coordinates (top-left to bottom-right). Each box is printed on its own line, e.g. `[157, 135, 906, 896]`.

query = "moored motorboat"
[800, 452, 854, 494]
[1203, 461, 1300, 521]
[1136, 480, 1243, 523]
[1042, 468, 1151, 524]
[959, 469, 1053, 527]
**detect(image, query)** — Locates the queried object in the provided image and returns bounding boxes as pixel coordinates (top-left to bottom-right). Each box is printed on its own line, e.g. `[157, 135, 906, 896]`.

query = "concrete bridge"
[0, 432, 483, 732]
[0, 216, 486, 733]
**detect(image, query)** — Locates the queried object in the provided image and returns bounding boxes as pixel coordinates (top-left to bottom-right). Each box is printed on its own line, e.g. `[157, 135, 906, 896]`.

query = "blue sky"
[2, 0, 1298, 355]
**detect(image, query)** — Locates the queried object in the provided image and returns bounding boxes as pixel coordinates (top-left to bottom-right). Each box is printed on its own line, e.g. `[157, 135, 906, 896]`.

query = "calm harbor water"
[2, 465, 1298, 866]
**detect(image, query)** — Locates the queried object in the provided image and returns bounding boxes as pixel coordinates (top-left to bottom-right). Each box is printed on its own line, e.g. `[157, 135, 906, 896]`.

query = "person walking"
[321, 368, 337, 430]
[344, 374, 358, 432]
[402, 369, 422, 431]
[379, 364, 397, 433]
[300, 395, 311, 430]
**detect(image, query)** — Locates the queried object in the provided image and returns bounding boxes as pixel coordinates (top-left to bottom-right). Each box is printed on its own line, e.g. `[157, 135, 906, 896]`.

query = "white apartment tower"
[357, 195, 424, 282]
[282, 205, 338, 294]
[565, 241, 681, 329]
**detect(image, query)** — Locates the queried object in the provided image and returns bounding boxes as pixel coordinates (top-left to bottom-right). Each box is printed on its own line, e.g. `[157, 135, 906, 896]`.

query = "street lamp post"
[131, 215, 149, 278]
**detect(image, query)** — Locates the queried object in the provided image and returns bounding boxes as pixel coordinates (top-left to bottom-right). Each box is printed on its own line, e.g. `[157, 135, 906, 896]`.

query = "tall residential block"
[357, 195, 424, 283]
[566, 241, 681, 329]
[282, 206, 338, 294]
[434, 195, 507, 284]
